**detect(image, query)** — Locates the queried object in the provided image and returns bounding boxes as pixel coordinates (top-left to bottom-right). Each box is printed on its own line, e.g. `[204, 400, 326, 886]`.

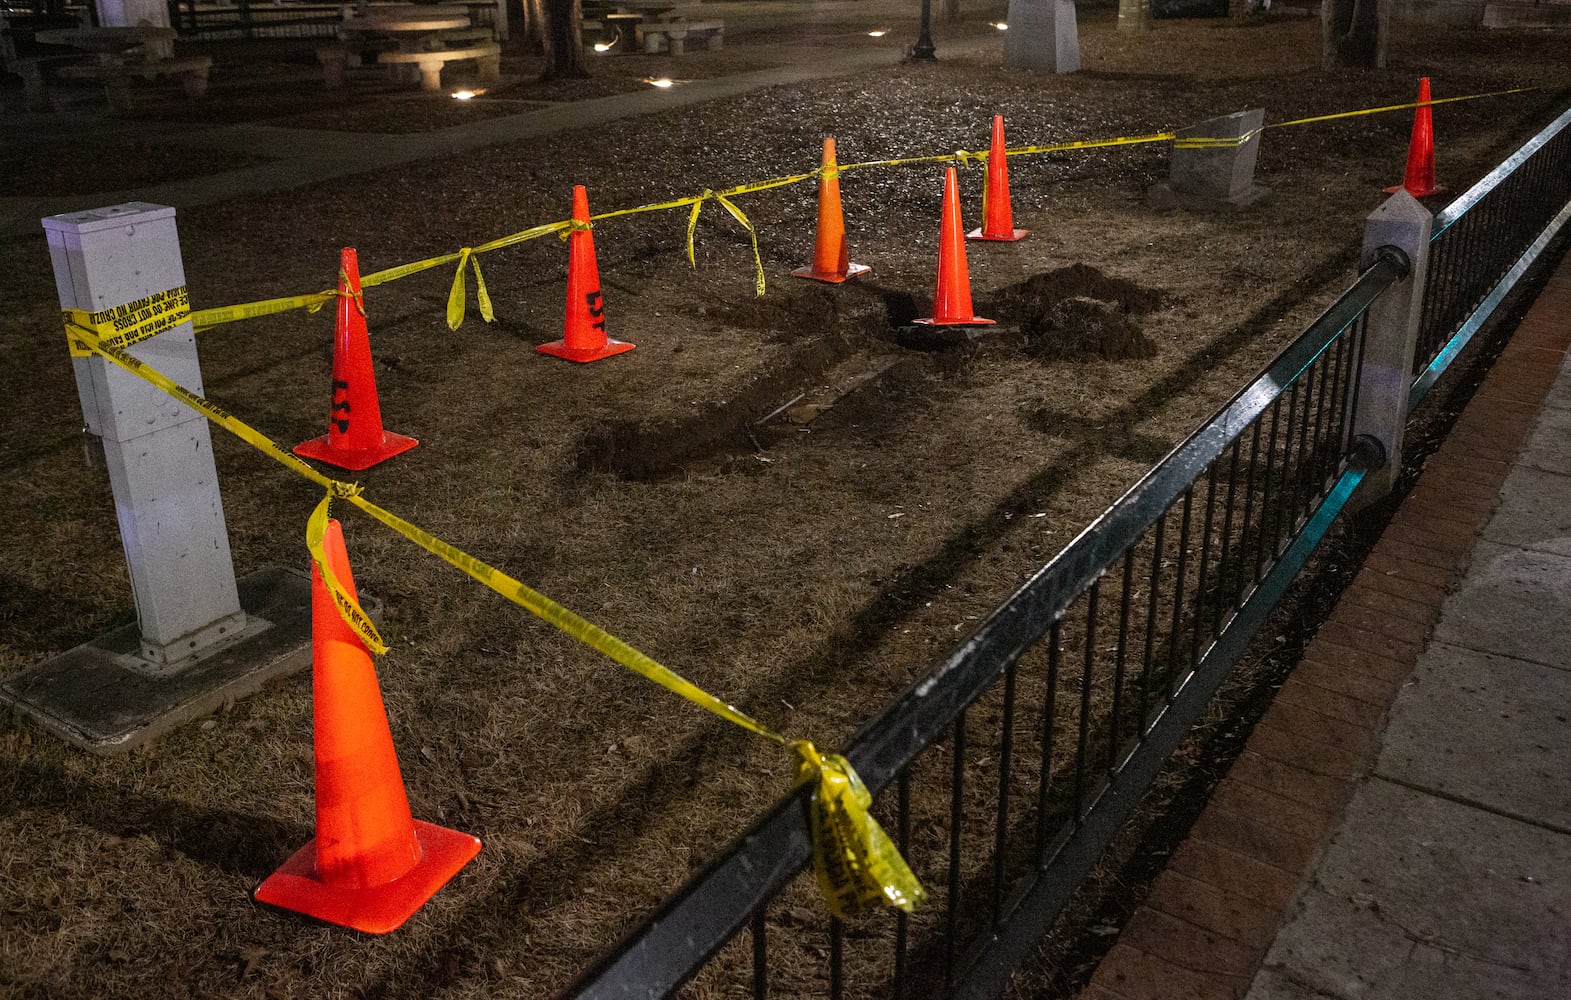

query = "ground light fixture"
[991, 21, 1008, 29]
[867, 29, 888, 36]
[646, 77, 675, 88]
[451, 89, 486, 100]
[594, 41, 613, 51]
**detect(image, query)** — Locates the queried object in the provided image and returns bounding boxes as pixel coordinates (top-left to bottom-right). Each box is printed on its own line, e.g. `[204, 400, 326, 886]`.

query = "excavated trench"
[573, 264, 1166, 482]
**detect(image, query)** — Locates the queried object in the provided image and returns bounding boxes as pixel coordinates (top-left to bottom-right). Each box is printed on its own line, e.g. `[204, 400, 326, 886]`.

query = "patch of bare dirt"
[1, 7, 1569, 1000]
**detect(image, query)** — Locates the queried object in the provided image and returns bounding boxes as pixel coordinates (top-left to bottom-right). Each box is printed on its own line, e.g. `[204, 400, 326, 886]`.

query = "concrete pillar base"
[0, 567, 355, 753]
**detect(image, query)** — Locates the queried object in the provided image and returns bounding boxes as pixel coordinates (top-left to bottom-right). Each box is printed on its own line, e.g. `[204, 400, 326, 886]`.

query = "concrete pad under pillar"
[1003, 0, 1080, 73]
[0, 568, 360, 753]
[1149, 108, 1269, 211]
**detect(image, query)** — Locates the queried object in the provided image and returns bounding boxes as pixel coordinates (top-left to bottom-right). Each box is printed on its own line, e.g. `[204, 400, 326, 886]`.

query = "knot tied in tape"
[790, 740, 926, 919]
[308, 488, 388, 655]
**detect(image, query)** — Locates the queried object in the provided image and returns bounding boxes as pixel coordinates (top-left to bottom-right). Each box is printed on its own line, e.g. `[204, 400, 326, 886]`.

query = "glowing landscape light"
[647, 77, 675, 88]
[867, 29, 887, 36]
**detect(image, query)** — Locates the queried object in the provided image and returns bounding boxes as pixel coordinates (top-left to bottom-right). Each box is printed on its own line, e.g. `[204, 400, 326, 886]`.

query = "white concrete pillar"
[44, 202, 248, 669]
[1350, 191, 1433, 507]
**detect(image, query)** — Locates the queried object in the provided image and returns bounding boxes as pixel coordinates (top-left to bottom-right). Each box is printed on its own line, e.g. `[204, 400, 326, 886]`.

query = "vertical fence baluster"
[944, 710, 967, 991]
[1303, 343, 1335, 513]
[1109, 550, 1135, 773]
[1213, 438, 1242, 637]
[1035, 623, 1062, 865]
[992, 662, 1017, 929]
[1285, 363, 1316, 540]
[1270, 382, 1301, 562]
[894, 771, 910, 1000]
[1190, 460, 1220, 669]
[1321, 331, 1351, 479]
[752, 909, 768, 1000]
[1165, 488, 1194, 700]
[1139, 519, 1165, 732]
[1236, 419, 1263, 608]
[1254, 398, 1283, 584]
[829, 918, 843, 1000]
[1074, 582, 1098, 817]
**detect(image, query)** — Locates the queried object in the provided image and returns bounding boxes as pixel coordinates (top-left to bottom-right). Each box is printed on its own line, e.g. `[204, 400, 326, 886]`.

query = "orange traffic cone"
[968, 115, 1028, 242]
[294, 248, 418, 471]
[1385, 77, 1444, 198]
[792, 137, 871, 284]
[254, 519, 480, 934]
[537, 185, 634, 363]
[915, 167, 995, 327]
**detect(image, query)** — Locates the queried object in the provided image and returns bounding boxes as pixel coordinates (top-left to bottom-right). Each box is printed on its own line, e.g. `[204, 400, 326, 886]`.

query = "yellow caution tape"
[684, 190, 768, 296]
[62, 306, 924, 919]
[63, 286, 190, 357]
[190, 289, 336, 331]
[176, 86, 1537, 332]
[446, 248, 496, 331]
[1266, 87, 1534, 131]
[306, 486, 389, 655]
[793, 741, 926, 919]
[1173, 130, 1263, 150]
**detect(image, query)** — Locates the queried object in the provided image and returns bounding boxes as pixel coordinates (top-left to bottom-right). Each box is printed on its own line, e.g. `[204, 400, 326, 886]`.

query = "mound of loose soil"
[2, 8, 1570, 1000]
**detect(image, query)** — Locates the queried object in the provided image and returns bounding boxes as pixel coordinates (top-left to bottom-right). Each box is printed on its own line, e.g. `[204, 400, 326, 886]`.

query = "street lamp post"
[912, 0, 936, 59]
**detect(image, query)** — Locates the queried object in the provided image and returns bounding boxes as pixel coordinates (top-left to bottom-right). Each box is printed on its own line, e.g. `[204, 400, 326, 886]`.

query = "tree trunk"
[542, 0, 588, 79]
[1322, 0, 1385, 68]
[512, 0, 542, 52]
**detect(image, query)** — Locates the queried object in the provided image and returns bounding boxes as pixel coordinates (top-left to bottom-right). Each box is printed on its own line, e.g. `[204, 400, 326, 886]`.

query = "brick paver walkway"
[1081, 246, 1571, 1000]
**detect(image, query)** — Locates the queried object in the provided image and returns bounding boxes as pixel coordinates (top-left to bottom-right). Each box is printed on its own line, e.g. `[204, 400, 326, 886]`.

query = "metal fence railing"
[567, 101, 1571, 1000]
[1412, 103, 1571, 405]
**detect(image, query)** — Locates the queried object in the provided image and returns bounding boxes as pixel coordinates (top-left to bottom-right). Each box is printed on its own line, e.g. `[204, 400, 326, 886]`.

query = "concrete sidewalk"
[1245, 274, 1571, 999]
[1084, 250, 1571, 1000]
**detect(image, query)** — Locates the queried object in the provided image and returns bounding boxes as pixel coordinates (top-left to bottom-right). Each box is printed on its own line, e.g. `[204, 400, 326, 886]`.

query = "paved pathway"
[1084, 250, 1571, 1000]
[0, 0, 1002, 235]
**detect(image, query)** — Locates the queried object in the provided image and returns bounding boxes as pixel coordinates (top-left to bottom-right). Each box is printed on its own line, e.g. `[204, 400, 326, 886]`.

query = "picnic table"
[320, 10, 500, 91]
[581, 0, 721, 55]
[33, 26, 211, 108]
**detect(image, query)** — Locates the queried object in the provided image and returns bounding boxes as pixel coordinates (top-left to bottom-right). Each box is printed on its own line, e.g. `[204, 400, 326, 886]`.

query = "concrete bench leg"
[668, 32, 685, 55]
[320, 54, 348, 87]
[643, 30, 662, 53]
[706, 30, 722, 50]
[179, 68, 209, 98]
[416, 58, 442, 91]
[18, 62, 49, 111]
[104, 78, 132, 111]
[478, 54, 500, 81]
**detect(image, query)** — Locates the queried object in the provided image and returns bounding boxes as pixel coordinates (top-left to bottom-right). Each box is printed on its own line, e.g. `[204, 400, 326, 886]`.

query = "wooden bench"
[53, 54, 212, 109]
[640, 18, 722, 55]
[377, 40, 500, 91]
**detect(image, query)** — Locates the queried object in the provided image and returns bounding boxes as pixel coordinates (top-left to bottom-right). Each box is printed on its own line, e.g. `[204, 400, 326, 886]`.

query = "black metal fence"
[1412, 103, 1571, 404]
[568, 103, 1571, 1000]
